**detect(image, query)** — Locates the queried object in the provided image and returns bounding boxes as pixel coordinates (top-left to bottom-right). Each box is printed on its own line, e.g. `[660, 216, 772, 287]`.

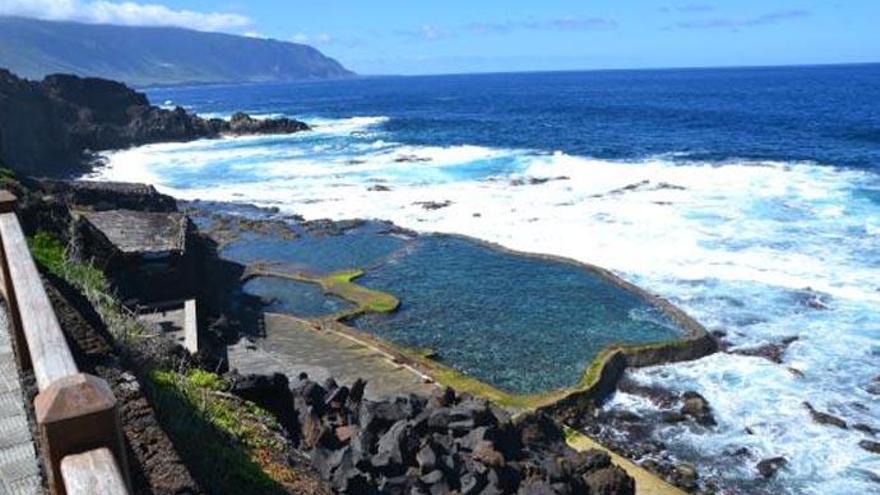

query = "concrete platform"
[0, 305, 41, 495]
[228, 313, 437, 400]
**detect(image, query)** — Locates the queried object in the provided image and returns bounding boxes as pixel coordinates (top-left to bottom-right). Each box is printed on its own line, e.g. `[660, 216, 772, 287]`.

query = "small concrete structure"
[137, 299, 199, 354]
[74, 209, 197, 304]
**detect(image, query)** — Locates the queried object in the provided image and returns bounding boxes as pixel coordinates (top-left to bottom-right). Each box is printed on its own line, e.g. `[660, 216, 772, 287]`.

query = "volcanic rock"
[680, 391, 716, 427]
[803, 402, 847, 429]
[756, 457, 787, 478]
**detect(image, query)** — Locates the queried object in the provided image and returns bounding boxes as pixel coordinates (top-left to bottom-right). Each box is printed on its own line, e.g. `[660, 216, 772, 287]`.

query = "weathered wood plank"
[0, 213, 77, 390]
[61, 448, 128, 495]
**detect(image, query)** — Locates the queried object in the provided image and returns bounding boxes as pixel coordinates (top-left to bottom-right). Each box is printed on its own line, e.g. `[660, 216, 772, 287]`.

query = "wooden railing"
[0, 192, 130, 495]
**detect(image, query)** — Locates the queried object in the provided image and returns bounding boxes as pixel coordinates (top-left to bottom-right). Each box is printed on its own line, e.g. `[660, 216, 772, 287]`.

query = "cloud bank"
[399, 15, 618, 41]
[0, 0, 251, 32]
[672, 9, 811, 30]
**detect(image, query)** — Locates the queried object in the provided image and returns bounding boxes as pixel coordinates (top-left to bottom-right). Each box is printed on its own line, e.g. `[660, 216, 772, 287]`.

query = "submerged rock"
[865, 376, 880, 396]
[413, 200, 453, 210]
[680, 391, 716, 427]
[853, 423, 879, 436]
[509, 176, 570, 186]
[731, 336, 800, 364]
[756, 456, 788, 479]
[803, 402, 847, 429]
[859, 440, 880, 454]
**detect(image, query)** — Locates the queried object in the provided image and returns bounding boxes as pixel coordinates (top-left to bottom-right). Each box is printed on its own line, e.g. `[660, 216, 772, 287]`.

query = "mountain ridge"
[0, 16, 354, 87]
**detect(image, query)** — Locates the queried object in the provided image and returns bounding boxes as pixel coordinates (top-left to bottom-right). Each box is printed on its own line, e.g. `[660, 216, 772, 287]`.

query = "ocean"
[90, 64, 880, 493]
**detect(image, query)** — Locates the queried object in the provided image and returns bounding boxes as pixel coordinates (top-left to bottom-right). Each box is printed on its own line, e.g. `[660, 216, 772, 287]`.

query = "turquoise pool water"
[243, 277, 352, 317]
[352, 236, 682, 394]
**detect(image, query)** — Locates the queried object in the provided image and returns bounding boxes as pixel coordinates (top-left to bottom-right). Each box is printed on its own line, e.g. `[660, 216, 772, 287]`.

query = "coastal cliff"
[0, 68, 309, 177]
[0, 16, 354, 87]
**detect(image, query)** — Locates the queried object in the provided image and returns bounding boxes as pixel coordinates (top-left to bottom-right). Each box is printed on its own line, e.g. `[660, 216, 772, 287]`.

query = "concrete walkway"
[0, 305, 41, 495]
[228, 313, 437, 400]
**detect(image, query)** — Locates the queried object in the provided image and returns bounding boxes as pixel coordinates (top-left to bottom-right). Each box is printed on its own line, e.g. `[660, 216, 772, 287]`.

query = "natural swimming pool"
[196, 205, 685, 395]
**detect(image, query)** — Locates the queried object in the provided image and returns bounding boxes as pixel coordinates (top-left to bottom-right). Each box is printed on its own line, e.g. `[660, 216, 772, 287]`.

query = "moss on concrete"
[245, 266, 399, 315]
[316, 269, 399, 313]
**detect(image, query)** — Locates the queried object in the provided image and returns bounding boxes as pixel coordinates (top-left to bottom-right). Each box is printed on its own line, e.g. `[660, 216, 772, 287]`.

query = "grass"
[0, 167, 19, 191]
[28, 231, 148, 344]
[146, 368, 304, 494]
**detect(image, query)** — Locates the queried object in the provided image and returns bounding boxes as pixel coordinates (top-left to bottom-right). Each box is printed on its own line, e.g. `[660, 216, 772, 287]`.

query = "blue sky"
[2, 0, 878, 74]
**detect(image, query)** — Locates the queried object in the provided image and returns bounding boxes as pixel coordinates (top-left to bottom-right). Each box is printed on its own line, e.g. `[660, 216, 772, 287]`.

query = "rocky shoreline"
[0, 68, 310, 177]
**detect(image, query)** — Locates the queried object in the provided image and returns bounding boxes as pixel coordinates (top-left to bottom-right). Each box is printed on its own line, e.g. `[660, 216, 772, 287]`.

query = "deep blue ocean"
[89, 64, 880, 494]
[146, 64, 880, 169]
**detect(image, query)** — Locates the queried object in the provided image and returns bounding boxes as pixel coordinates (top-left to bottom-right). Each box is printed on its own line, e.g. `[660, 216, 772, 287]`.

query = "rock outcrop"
[229, 372, 636, 494]
[0, 69, 309, 177]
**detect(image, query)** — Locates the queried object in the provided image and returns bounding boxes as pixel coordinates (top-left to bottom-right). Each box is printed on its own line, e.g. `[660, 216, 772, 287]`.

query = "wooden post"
[34, 373, 131, 495]
[61, 448, 128, 495]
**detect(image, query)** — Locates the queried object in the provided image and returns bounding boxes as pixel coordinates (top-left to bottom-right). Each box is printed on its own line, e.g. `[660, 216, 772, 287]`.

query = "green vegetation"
[0, 166, 18, 190]
[147, 368, 305, 494]
[27, 231, 66, 274]
[28, 231, 146, 343]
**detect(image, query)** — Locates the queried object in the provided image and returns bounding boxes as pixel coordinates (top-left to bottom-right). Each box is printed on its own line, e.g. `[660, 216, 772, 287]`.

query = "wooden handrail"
[61, 448, 128, 495]
[0, 192, 130, 495]
[0, 212, 78, 390]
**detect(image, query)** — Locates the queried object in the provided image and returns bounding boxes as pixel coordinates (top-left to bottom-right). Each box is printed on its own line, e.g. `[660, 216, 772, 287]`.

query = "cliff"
[0, 16, 354, 87]
[0, 69, 309, 177]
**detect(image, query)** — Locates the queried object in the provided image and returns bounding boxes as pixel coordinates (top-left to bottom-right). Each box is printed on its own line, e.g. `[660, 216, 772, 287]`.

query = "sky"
[0, 0, 877, 75]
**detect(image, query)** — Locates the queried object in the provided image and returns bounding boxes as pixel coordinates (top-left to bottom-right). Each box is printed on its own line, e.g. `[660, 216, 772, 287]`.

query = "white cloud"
[0, 0, 252, 32]
[290, 32, 333, 45]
